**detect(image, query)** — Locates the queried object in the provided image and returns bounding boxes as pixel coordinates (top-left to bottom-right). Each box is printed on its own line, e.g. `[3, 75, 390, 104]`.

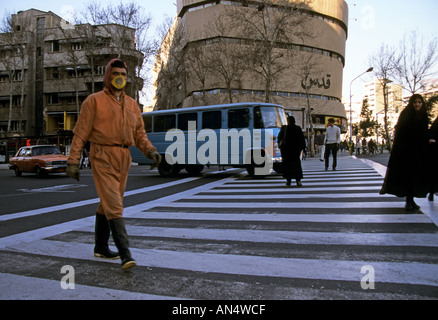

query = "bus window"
[254, 106, 284, 128]
[228, 108, 250, 128]
[143, 116, 152, 133]
[202, 111, 222, 129]
[178, 113, 197, 131]
[154, 114, 176, 132]
[277, 107, 287, 126]
[254, 107, 264, 129]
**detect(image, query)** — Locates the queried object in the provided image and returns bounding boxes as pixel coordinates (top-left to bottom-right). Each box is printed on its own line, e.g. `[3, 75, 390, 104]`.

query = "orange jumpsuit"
[68, 88, 156, 220]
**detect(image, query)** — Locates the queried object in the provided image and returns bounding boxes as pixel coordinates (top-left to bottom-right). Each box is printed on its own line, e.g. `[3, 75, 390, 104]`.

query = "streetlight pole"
[349, 67, 373, 154]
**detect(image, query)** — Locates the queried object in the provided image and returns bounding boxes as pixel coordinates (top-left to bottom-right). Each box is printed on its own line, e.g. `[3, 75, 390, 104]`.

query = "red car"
[9, 145, 68, 177]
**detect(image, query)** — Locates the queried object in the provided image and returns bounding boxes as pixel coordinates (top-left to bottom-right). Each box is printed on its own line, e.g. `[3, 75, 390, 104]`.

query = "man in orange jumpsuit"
[66, 58, 161, 269]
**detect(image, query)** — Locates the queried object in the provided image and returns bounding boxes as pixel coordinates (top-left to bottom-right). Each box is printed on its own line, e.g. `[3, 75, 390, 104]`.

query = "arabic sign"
[301, 74, 332, 90]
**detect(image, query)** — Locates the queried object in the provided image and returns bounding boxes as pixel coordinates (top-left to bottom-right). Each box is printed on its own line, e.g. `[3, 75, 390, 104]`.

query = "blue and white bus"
[130, 102, 287, 177]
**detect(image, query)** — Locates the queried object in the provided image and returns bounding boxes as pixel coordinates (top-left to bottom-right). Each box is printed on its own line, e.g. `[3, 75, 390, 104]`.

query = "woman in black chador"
[428, 116, 438, 201]
[380, 94, 430, 211]
[278, 116, 306, 187]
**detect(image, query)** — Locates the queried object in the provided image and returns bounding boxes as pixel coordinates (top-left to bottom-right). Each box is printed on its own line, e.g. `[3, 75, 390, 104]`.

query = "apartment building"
[154, 0, 349, 132]
[416, 78, 438, 119]
[0, 9, 143, 151]
[363, 79, 403, 136]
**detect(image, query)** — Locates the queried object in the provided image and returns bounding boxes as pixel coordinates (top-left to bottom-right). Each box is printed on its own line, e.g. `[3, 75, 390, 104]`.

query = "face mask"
[111, 75, 126, 90]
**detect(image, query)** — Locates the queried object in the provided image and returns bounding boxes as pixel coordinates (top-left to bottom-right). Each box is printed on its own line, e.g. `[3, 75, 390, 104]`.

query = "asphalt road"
[1, 154, 438, 305]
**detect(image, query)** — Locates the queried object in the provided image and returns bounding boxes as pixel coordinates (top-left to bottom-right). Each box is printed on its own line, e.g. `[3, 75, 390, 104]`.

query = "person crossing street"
[324, 118, 341, 171]
[66, 58, 161, 269]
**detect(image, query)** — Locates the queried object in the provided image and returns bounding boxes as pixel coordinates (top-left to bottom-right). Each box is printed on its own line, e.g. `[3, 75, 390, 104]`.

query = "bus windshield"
[254, 106, 287, 129]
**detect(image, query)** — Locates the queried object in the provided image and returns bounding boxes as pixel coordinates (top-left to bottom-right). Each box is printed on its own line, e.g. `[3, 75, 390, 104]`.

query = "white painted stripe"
[162, 201, 403, 209]
[358, 158, 387, 177]
[219, 181, 383, 188]
[0, 177, 199, 222]
[0, 273, 185, 300]
[6, 240, 438, 286]
[0, 177, 236, 249]
[0, 216, 95, 249]
[188, 193, 394, 200]
[234, 173, 383, 184]
[230, 177, 384, 183]
[129, 211, 433, 224]
[75, 225, 438, 247]
[206, 186, 383, 193]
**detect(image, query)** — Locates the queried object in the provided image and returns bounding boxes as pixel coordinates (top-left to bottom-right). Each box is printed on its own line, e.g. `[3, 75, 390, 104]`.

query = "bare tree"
[226, 0, 312, 102]
[154, 17, 186, 109]
[397, 30, 438, 94]
[201, 15, 249, 104]
[81, 0, 156, 104]
[184, 43, 211, 106]
[294, 54, 323, 157]
[369, 44, 400, 151]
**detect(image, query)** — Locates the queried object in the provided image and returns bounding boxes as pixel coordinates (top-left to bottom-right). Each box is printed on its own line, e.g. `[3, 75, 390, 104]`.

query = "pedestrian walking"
[66, 58, 161, 269]
[428, 116, 438, 201]
[380, 94, 430, 211]
[324, 118, 341, 170]
[315, 131, 325, 162]
[278, 116, 306, 187]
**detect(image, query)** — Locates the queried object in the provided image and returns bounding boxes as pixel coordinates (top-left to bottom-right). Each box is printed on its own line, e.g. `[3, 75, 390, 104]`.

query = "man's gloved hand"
[66, 163, 80, 181]
[148, 150, 162, 169]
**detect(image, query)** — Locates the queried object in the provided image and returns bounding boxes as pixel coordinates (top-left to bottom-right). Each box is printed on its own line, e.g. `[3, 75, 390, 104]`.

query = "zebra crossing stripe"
[0, 177, 236, 249]
[0, 177, 200, 222]
[207, 186, 383, 192]
[2, 156, 437, 299]
[73, 224, 438, 247]
[161, 202, 405, 209]
[5, 240, 438, 287]
[129, 211, 433, 223]
[219, 181, 384, 187]
[0, 273, 184, 300]
[187, 193, 394, 199]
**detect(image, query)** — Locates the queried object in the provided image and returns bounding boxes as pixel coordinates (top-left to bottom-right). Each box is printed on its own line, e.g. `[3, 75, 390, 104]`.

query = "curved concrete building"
[155, 0, 348, 132]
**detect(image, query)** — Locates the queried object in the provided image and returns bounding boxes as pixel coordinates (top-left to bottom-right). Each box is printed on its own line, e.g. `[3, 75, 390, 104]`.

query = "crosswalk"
[1, 156, 438, 300]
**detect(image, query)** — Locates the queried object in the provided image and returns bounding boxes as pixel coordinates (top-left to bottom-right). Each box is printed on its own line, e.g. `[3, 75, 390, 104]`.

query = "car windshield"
[32, 146, 62, 156]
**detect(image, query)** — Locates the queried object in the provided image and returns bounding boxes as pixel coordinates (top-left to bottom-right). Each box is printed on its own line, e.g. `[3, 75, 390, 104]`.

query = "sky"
[2, 0, 438, 104]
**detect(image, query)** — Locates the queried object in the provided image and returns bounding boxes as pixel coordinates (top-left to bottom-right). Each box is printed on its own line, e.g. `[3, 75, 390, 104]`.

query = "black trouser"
[324, 143, 338, 169]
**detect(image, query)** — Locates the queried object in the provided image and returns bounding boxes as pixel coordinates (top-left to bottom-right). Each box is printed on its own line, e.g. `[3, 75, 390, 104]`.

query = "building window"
[47, 67, 60, 79]
[50, 40, 60, 52]
[95, 66, 105, 75]
[9, 121, 24, 132]
[13, 70, 22, 81]
[71, 42, 83, 51]
[47, 93, 59, 105]
[12, 96, 22, 107]
[67, 69, 85, 78]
